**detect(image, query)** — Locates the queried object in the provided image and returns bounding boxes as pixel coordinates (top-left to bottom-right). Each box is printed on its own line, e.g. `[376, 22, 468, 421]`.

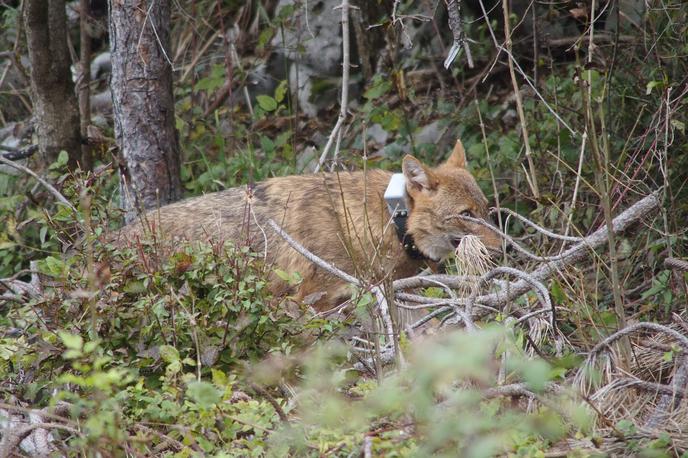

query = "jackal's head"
[402, 139, 502, 262]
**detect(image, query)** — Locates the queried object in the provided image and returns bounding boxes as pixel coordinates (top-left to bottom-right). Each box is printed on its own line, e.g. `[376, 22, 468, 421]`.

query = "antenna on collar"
[384, 174, 426, 260]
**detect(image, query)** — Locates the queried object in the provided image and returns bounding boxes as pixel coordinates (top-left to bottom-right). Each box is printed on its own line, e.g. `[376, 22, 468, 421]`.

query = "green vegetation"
[1, 0, 687, 456]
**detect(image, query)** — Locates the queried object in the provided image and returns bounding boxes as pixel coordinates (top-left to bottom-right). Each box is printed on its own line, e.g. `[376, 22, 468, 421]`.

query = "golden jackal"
[116, 140, 500, 310]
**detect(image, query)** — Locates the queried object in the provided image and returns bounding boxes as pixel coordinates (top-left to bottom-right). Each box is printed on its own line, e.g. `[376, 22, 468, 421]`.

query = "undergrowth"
[0, 0, 687, 456]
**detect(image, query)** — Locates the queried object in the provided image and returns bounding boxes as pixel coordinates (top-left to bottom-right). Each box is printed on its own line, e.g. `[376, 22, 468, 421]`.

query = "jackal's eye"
[460, 210, 474, 218]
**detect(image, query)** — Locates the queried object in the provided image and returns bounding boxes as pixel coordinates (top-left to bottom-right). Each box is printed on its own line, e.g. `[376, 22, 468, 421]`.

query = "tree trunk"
[23, 0, 82, 170]
[108, 0, 182, 223]
[78, 0, 93, 172]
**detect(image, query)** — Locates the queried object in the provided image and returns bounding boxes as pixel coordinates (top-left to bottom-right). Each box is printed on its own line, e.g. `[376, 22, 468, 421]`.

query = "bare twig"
[249, 382, 288, 422]
[587, 322, 688, 357]
[315, 0, 350, 171]
[475, 192, 660, 308]
[266, 219, 359, 286]
[501, 0, 539, 199]
[0, 155, 77, 213]
[490, 208, 583, 242]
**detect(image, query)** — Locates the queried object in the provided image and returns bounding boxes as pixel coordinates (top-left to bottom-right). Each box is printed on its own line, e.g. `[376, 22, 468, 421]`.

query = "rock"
[366, 123, 389, 146]
[290, 64, 318, 118]
[414, 120, 445, 145]
[272, 0, 343, 76]
[297, 145, 318, 172]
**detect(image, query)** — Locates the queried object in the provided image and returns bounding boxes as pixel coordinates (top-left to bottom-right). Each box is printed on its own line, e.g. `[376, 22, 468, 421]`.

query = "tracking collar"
[384, 174, 427, 260]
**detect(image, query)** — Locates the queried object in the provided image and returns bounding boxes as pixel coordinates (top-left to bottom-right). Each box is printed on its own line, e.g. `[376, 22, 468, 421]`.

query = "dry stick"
[476, 192, 660, 308]
[580, 321, 688, 430]
[266, 219, 359, 286]
[587, 322, 688, 357]
[501, 0, 539, 199]
[582, 0, 629, 365]
[563, 131, 588, 239]
[481, 381, 561, 399]
[465, 266, 554, 326]
[266, 219, 399, 360]
[490, 208, 583, 242]
[0, 155, 77, 213]
[249, 382, 288, 422]
[404, 193, 659, 330]
[393, 274, 482, 290]
[315, 0, 350, 172]
[450, 214, 581, 262]
[614, 378, 686, 399]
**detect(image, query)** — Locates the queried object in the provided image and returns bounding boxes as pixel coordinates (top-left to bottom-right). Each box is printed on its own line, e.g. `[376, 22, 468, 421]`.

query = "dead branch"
[266, 219, 359, 286]
[475, 192, 661, 308]
[587, 322, 688, 357]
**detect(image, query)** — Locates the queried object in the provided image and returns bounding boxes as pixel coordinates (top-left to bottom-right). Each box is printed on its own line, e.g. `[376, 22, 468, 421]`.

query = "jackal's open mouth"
[451, 237, 463, 249]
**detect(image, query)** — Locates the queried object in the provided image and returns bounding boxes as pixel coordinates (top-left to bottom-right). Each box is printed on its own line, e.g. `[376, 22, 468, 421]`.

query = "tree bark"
[78, 0, 93, 171]
[108, 0, 182, 223]
[23, 0, 82, 170]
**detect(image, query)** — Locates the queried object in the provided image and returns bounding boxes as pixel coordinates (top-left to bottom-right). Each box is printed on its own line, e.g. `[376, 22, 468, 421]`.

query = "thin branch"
[315, 0, 350, 171]
[0, 155, 77, 213]
[490, 208, 583, 242]
[475, 192, 661, 308]
[443, 0, 473, 69]
[266, 219, 359, 286]
[587, 322, 688, 356]
[501, 0, 539, 199]
[249, 382, 288, 422]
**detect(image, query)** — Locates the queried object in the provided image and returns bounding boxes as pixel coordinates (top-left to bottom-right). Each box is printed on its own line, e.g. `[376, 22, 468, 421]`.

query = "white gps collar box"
[384, 173, 408, 216]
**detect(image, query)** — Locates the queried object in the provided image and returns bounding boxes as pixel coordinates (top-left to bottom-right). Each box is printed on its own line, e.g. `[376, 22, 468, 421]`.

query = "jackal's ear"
[403, 155, 437, 193]
[445, 139, 467, 169]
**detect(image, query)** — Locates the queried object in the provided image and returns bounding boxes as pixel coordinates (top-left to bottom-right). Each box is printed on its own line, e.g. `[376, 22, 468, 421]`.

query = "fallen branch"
[475, 192, 661, 308]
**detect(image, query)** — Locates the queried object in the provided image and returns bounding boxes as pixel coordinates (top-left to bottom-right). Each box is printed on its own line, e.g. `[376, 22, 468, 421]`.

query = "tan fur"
[114, 140, 500, 311]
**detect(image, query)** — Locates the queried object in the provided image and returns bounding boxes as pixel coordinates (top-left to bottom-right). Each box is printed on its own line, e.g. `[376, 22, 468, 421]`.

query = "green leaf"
[187, 381, 221, 409]
[364, 78, 392, 100]
[0, 241, 16, 250]
[256, 95, 278, 112]
[275, 80, 288, 103]
[59, 331, 83, 351]
[159, 345, 180, 364]
[646, 80, 662, 95]
[40, 256, 69, 277]
[57, 150, 69, 166]
[39, 226, 48, 245]
[671, 119, 685, 135]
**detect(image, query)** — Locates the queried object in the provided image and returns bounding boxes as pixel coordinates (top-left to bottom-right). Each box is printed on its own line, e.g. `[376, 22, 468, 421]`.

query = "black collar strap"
[391, 208, 427, 260]
[384, 174, 428, 261]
